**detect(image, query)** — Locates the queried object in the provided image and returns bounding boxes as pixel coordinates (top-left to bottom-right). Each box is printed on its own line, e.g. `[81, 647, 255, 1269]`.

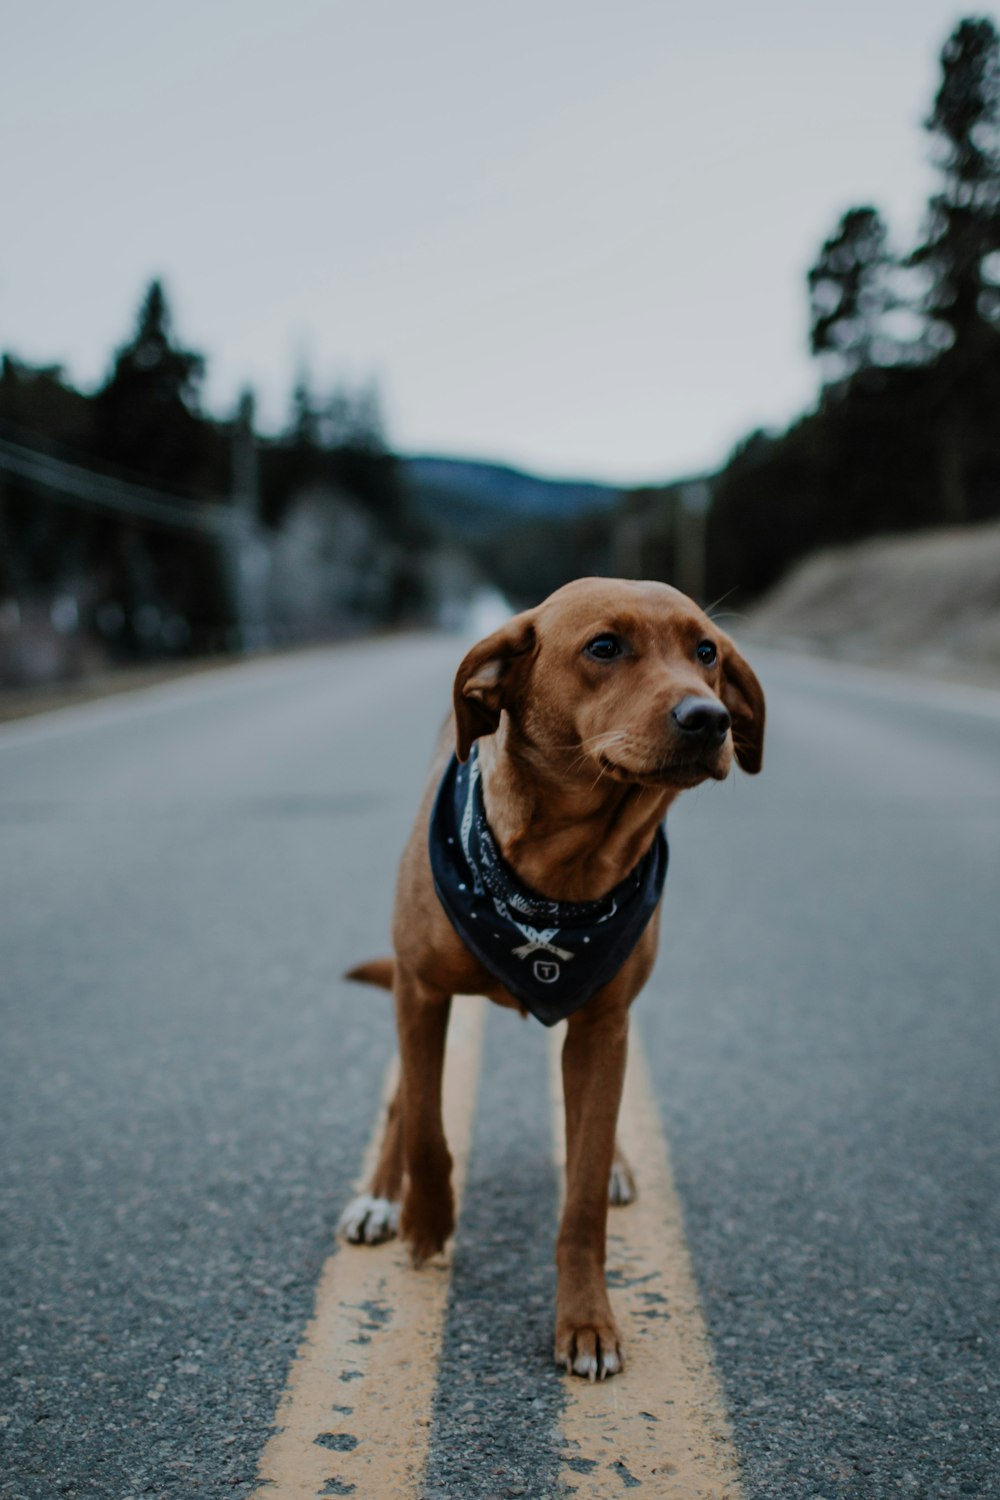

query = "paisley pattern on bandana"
[428, 745, 668, 1025]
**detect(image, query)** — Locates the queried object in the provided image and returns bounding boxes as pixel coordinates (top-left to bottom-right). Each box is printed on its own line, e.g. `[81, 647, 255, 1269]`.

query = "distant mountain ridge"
[404, 454, 621, 543]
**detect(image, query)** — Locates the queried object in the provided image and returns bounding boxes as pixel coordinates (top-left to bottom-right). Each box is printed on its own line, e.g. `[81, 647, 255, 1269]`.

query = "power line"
[0, 435, 236, 538]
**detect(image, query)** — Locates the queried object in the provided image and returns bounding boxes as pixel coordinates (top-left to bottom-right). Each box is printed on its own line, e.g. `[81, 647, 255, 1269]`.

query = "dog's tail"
[343, 957, 395, 991]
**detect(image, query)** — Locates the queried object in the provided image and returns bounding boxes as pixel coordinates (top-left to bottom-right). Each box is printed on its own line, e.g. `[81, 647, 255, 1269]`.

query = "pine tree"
[103, 280, 204, 413]
[912, 18, 1000, 521]
[95, 280, 207, 486]
[808, 207, 895, 383]
[288, 372, 320, 450]
[916, 17, 1000, 356]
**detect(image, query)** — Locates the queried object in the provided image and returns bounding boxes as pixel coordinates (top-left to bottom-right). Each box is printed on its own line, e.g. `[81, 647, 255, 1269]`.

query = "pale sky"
[0, 0, 977, 484]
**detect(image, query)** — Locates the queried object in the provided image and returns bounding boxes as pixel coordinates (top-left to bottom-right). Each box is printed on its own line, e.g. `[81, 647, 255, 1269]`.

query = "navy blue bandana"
[428, 745, 668, 1026]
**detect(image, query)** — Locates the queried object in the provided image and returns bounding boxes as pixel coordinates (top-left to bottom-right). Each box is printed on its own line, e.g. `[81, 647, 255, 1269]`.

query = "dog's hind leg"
[338, 1083, 404, 1245]
[395, 970, 455, 1267]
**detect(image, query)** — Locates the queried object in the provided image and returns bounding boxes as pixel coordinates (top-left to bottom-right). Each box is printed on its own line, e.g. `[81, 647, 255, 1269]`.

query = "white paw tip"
[338, 1193, 400, 1244]
[608, 1165, 636, 1205]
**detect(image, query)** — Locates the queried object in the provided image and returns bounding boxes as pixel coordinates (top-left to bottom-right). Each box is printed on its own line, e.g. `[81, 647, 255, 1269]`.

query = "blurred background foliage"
[2, 16, 999, 688]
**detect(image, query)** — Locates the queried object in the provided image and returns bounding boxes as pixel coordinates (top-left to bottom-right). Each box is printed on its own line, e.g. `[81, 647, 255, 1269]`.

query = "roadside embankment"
[745, 519, 1000, 688]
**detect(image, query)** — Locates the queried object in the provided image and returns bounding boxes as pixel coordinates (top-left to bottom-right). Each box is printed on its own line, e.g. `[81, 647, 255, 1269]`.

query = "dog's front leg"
[555, 1005, 628, 1379]
[395, 969, 454, 1267]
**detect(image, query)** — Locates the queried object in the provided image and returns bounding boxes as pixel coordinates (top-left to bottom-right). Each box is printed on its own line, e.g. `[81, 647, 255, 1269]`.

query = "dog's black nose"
[671, 695, 731, 743]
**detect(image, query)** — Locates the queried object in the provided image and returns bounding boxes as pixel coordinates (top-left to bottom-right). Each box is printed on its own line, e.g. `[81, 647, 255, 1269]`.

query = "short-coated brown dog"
[340, 576, 765, 1380]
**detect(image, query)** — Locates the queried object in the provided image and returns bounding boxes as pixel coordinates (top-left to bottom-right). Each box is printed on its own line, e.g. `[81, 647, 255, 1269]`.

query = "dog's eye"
[696, 640, 717, 666]
[585, 634, 623, 661]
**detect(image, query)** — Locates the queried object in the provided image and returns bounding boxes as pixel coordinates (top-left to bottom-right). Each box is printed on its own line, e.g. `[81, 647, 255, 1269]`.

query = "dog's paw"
[400, 1184, 454, 1267]
[554, 1319, 625, 1381]
[608, 1159, 637, 1206]
[338, 1194, 400, 1245]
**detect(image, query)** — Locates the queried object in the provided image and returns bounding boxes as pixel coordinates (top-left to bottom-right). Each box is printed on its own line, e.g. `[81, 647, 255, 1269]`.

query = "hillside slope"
[405, 455, 620, 542]
[747, 521, 1000, 683]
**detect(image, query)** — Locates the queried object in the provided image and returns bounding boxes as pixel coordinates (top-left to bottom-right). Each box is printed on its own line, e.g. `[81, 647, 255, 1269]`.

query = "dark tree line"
[640, 17, 1000, 605]
[0, 281, 423, 674]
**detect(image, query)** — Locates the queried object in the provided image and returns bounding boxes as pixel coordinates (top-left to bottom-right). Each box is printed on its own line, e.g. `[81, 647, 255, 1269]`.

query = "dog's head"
[453, 577, 764, 787]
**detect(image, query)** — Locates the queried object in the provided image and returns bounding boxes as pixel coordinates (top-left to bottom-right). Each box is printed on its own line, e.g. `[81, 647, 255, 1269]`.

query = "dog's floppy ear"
[719, 635, 765, 774]
[453, 612, 536, 762]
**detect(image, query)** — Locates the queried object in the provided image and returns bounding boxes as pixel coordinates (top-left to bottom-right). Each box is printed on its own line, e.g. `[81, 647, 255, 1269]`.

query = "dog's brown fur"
[343, 577, 764, 1379]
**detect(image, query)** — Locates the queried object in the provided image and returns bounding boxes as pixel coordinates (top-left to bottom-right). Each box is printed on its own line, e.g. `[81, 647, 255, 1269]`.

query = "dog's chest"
[428, 747, 668, 1027]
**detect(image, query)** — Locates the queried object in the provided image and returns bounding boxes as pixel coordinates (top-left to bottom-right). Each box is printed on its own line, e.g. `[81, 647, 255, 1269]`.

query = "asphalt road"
[1, 635, 998, 1499]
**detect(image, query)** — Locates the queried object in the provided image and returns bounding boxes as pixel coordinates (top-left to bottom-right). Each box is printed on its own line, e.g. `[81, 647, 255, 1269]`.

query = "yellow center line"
[249, 996, 487, 1500]
[549, 1020, 745, 1499]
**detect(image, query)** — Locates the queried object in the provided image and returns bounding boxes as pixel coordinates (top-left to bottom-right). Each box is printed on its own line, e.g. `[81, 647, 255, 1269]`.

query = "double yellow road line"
[250, 1000, 742, 1498]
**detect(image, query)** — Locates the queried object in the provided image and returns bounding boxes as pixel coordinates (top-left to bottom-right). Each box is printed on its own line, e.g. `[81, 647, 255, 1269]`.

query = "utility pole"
[675, 481, 711, 604]
[226, 390, 271, 651]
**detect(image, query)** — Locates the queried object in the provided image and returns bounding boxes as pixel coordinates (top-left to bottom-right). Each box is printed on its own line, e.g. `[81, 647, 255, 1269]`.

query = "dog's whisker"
[552, 730, 631, 751]
[561, 732, 631, 778]
[704, 586, 738, 619]
[588, 757, 619, 794]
